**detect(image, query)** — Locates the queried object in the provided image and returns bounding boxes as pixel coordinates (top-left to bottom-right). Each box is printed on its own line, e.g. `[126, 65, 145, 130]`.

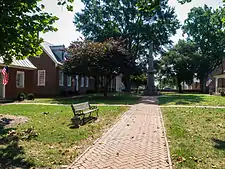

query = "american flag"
[1, 66, 9, 85]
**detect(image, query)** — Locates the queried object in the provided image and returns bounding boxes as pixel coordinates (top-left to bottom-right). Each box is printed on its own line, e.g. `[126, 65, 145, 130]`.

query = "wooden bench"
[71, 102, 99, 124]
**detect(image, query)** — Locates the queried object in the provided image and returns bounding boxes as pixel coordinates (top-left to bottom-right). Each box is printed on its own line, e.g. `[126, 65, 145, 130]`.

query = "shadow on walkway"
[139, 96, 158, 105]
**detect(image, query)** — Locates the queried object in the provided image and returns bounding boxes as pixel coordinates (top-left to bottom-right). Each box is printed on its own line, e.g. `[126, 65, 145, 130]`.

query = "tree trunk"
[177, 76, 182, 93]
[200, 76, 207, 93]
[103, 76, 113, 97]
[123, 74, 131, 92]
[136, 85, 140, 93]
[95, 76, 99, 92]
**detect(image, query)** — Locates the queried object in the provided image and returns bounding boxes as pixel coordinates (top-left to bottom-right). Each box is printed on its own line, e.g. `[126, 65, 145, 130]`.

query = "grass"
[158, 93, 225, 106]
[162, 107, 225, 169]
[0, 105, 128, 168]
[23, 93, 140, 105]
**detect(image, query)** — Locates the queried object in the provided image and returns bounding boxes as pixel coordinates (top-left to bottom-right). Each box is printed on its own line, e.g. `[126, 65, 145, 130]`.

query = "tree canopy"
[74, 0, 180, 91]
[63, 38, 133, 96]
[183, 5, 225, 92]
[160, 40, 198, 92]
[74, 0, 180, 56]
[0, 0, 75, 65]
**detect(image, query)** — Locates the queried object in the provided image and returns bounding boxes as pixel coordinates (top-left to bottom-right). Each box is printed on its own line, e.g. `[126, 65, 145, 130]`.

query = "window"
[81, 77, 84, 87]
[59, 71, 64, 86]
[85, 77, 89, 87]
[16, 71, 25, 88]
[67, 76, 72, 87]
[38, 70, 46, 86]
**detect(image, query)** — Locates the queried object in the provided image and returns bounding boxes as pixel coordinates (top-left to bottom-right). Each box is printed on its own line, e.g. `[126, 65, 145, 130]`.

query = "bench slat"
[83, 109, 98, 114]
[72, 102, 89, 110]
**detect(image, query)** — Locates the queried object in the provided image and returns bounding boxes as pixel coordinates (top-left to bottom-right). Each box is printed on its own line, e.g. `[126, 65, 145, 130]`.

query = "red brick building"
[29, 41, 95, 97]
[0, 42, 95, 100]
[0, 58, 37, 99]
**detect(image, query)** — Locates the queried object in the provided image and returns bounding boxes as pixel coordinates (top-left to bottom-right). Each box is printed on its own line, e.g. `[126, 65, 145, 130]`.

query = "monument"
[145, 42, 157, 96]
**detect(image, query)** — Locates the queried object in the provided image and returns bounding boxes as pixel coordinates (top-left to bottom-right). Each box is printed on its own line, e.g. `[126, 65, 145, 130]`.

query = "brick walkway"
[69, 96, 172, 169]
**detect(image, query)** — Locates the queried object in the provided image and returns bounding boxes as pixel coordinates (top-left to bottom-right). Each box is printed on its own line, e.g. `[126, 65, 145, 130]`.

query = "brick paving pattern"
[69, 96, 171, 169]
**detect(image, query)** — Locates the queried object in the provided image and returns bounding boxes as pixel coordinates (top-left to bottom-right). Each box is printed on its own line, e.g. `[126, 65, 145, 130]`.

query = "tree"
[130, 74, 147, 93]
[0, 0, 75, 65]
[161, 40, 198, 93]
[63, 38, 132, 96]
[74, 0, 180, 91]
[183, 5, 225, 92]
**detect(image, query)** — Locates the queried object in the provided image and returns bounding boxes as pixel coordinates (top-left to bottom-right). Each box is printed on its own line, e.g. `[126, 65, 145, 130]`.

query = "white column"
[215, 77, 218, 94]
[76, 75, 79, 91]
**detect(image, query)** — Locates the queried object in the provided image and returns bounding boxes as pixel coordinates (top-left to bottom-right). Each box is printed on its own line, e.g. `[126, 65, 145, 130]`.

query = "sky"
[40, 0, 223, 47]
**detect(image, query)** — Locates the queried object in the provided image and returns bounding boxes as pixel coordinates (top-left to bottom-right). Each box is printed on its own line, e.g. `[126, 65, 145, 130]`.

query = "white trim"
[0, 69, 5, 98]
[41, 42, 63, 66]
[37, 70, 46, 86]
[214, 74, 225, 78]
[85, 77, 89, 87]
[0, 63, 37, 70]
[16, 71, 25, 88]
[215, 77, 218, 93]
[76, 75, 79, 91]
[81, 77, 84, 87]
[59, 70, 64, 86]
[2, 84, 5, 98]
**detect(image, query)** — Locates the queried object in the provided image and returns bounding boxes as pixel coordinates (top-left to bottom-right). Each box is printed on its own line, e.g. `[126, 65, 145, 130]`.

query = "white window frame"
[59, 70, 64, 87]
[16, 71, 25, 88]
[37, 70, 46, 86]
[0, 69, 5, 98]
[81, 76, 84, 87]
[85, 76, 89, 87]
[67, 76, 72, 87]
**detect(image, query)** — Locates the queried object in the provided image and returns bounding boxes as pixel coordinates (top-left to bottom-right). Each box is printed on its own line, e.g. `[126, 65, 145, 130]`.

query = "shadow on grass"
[51, 94, 140, 105]
[69, 116, 98, 128]
[0, 118, 33, 168]
[212, 138, 225, 150]
[158, 94, 205, 105]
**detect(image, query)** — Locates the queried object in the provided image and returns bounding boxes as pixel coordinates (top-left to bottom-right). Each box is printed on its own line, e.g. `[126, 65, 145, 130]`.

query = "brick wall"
[0, 66, 36, 99]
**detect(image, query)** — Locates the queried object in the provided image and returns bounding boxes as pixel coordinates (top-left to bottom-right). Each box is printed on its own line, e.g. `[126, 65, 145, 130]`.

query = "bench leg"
[89, 112, 92, 117]
[82, 114, 85, 124]
[96, 109, 99, 117]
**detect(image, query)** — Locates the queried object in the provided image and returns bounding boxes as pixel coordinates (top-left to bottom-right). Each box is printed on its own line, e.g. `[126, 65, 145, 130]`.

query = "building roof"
[41, 41, 66, 66]
[0, 57, 37, 70]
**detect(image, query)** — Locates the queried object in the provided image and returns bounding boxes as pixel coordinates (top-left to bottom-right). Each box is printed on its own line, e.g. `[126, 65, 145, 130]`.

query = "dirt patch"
[0, 114, 28, 128]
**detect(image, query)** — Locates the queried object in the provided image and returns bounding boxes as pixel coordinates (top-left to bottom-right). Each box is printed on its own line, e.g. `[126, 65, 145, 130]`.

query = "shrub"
[60, 90, 68, 96]
[27, 93, 35, 100]
[86, 89, 96, 94]
[17, 93, 26, 101]
[221, 92, 225, 96]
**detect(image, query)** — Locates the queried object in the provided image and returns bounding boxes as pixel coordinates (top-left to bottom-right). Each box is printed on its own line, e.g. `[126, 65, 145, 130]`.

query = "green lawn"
[24, 93, 140, 105]
[158, 93, 225, 106]
[0, 105, 128, 168]
[162, 107, 225, 169]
